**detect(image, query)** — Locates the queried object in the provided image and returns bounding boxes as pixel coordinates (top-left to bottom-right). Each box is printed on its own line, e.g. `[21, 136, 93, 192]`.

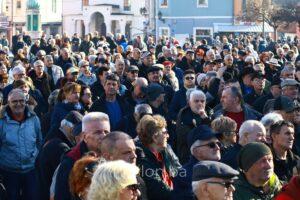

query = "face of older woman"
[119, 182, 140, 200]
[153, 127, 169, 150]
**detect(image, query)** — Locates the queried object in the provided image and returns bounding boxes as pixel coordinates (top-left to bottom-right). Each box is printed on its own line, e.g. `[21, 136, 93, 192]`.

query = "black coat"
[36, 128, 74, 200]
[90, 80, 105, 101]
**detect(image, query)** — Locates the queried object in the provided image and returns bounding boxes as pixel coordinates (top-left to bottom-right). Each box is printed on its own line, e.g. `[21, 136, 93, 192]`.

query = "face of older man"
[148, 70, 162, 83]
[245, 154, 274, 186]
[194, 177, 235, 200]
[83, 120, 110, 153]
[192, 138, 221, 161]
[8, 92, 26, 115]
[282, 85, 299, 100]
[244, 125, 266, 144]
[189, 94, 206, 115]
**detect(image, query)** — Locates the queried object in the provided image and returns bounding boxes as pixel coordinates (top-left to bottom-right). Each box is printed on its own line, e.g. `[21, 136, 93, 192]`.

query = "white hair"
[88, 160, 139, 200]
[134, 104, 152, 115]
[224, 54, 233, 61]
[82, 112, 109, 132]
[134, 77, 148, 87]
[260, 112, 283, 127]
[8, 88, 25, 101]
[188, 89, 206, 102]
[239, 120, 266, 141]
[34, 60, 44, 68]
[12, 65, 26, 75]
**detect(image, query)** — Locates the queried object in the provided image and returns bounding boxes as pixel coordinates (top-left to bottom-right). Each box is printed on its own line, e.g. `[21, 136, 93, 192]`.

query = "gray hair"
[188, 89, 206, 102]
[186, 88, 196, 101]
[280, 65, 295, 76]
[134, 104, 152, 115]
[260, 112, 283, 127]
[224, 54, 233, 61]
[34, 60, 44, 68]
[134, 77, 148, 87]
[239, 120, 266, 142]
[8, 88, 25, 101]
[45, 55, 53, 61]
[82, 112, 110, 132]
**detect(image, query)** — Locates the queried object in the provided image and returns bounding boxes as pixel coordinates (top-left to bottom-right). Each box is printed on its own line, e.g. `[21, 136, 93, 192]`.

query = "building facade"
[0, 0, 62, 40]
[62, 0, 151, 39]
[155, 0, 273, 44]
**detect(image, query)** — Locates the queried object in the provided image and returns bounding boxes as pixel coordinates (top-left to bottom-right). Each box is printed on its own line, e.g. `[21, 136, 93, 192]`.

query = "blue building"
[155, 0, 273, 44]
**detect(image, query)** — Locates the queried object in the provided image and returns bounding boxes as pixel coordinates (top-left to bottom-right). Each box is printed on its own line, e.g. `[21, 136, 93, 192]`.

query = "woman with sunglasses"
[87, 160, 140, 200]
[136, 114, 181, 200]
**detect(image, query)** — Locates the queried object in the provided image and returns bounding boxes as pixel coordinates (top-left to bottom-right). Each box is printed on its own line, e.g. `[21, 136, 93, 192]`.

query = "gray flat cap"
[192, 161, 239, 181]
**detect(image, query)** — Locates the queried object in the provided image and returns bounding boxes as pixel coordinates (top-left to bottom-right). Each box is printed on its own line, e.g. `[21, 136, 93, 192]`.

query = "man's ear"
[200, 182, 209, 198]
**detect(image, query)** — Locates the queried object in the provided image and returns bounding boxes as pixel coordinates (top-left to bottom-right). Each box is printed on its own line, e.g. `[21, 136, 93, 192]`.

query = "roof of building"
[27, 0, 40, 10]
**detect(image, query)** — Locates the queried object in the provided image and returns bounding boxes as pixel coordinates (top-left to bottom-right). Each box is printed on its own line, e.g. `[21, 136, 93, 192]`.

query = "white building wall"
[40, 0, 62, 24]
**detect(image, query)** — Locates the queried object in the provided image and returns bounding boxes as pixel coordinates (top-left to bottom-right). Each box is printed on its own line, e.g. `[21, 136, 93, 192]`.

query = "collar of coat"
[0, 105, 36, 120]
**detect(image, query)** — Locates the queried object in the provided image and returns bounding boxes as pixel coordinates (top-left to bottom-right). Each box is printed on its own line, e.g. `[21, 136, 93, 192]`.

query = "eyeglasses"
[126, 184, 140, 192]
[84, 93, 92, 97]
[85, 161, 100, 176]
[130, 71, 139, 74]
[10, 99, 26, 105]
[223, 131, 236, 136]
[185, 76, 195, 80]
[206, 181, 234, 189]
[195, 141, 221, 149]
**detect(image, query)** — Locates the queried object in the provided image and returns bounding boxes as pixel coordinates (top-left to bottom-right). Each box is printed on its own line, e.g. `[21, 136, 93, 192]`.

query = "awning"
[216, 23, 274, 33]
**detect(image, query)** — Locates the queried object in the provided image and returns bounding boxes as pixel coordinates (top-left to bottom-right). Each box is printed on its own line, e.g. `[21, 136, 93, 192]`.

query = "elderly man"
[192, 161, 239, 200]
[234, 142, 281, 200]
[176, 89, 211, 164]
[55, 48, 77, 74]
[125, 77, 148, 109]
[28, 60, 54, 100]
[270, 120, 298, 183]
[0, 89, 42, 200]
[122, 65, 139, 93]
[281, 79, 299, 100]
[173, 125, 221, 200]
[44, 55, 64, 86]
[36, 111, 83, 200]
[221, 120, 267, 169]
[213, 86, 262, 130]
[100, 131, 147, 200]
[138, 51, 153, 78]
[223, 54, 239, 80]
[54, 112, 110, 200]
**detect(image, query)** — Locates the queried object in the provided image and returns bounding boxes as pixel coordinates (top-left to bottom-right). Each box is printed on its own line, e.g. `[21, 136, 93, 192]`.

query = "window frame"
[197, 0, 208, 8]
[159, 0, 168, 8]
[193, 27, 213, 42]
[159, 27, 170, 38]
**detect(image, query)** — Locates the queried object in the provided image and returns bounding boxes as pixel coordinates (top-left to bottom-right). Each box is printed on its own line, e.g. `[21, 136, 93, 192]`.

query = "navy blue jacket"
[220, 143, 243, 170]
[168, 88, 187, 121]
[172, 156, 198, 200]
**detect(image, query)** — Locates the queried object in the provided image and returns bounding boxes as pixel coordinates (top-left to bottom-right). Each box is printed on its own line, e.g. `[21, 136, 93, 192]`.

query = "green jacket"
[136, 143, 181, 200]
[234, 173, 281, 200]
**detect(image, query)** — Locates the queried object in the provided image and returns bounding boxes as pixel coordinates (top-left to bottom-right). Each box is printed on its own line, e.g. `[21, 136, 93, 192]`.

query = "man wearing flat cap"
[233, 142, 281, 200]
[173, 125, 221, 200]
[138, 51, 153, 78]
[145, 83, 167, 118]
[281, 78, 299, 101]
[192, 161, 239, 200]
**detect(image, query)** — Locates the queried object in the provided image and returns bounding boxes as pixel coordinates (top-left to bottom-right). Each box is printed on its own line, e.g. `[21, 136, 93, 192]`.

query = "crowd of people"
[0, 30, 299, 200]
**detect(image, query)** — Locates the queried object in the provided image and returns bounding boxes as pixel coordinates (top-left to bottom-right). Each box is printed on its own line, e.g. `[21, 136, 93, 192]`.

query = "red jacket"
[275, 176, 300, 200]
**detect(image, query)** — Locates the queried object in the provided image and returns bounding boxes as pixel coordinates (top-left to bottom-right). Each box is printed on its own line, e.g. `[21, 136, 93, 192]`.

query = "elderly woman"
[51, 82, 84, 128]
[69, 155, 101, 200]
[176, 89, 211, 164]
[211, 116, 237, 155]
[136, 114, 181, 200]
[88, 160, 140, 200]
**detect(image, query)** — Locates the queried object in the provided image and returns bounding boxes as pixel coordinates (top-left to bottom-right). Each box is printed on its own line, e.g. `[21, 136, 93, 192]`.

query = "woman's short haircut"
[88, 160, 139, 200]
[211, 116, 237, 133]
[136, 114, 167, 146]
[82, 112, 109, 132]
[63, 82, 81, 96]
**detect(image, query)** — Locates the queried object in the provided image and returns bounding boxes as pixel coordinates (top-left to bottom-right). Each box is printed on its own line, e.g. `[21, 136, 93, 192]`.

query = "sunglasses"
[185, 76, 195, 80]
[195, 141, 221, 149]
[126, 184, 139, 192]
[85, 161, 99, 176]
[206, 181, 234, 189]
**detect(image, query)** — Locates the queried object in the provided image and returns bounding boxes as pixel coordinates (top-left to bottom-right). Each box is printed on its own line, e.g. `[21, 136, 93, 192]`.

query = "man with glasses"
[173, 125, 221, 200]
[0, 89, 42, 200]
[77, 60, 97, 86]
[192, 161, 239, 200]
[123, 65, 139, 93]
[281, 79, 299, 100]
[54, 112, 110, 200]
[244, 71, 266, 106]
[169, 69, 196, 121]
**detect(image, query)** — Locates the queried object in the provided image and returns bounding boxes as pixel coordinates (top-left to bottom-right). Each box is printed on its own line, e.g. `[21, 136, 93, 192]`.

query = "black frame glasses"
[195, 141, 221, 149]
[206, 181, 234, 189]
